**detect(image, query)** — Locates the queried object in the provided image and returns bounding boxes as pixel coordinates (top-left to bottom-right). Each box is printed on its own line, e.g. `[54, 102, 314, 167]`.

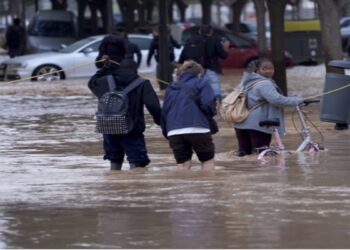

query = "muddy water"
[1, 68, 350, 248]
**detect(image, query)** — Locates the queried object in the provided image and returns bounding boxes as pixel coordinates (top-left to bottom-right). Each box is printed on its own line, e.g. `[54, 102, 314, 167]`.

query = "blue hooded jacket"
[161, 72, 216, 137]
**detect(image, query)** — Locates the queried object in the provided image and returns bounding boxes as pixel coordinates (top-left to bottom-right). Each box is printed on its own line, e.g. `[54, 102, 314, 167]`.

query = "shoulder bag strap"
[121, 77, 147, 95]
[244, 79, 267, 92]
[244, 79, 269, 111]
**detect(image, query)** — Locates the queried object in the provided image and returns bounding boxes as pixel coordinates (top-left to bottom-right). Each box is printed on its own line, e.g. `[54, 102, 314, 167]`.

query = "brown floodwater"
[1, 68, 350, 248]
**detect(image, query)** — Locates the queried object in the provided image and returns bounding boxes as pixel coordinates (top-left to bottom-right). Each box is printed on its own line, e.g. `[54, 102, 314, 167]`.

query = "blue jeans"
[203, 69, 221, 100]
[103, 133, 150, 167]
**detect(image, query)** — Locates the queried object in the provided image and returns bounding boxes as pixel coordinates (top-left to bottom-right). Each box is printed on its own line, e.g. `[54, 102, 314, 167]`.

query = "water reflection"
[0, 79, 350, 248]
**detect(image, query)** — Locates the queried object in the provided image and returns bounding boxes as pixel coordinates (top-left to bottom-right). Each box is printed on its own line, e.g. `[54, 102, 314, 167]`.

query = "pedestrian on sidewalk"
[233, 58, 304, 157]
[146, 25, 181, 90]
[161, 60, 216, 170]
[88, 34, 161, 170]
[5, 18, 26, 58]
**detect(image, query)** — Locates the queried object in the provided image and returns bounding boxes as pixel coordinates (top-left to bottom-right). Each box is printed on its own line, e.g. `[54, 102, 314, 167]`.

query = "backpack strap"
[244, 79, 269, 111]
[244, 79, 268, 92]
[106, 75, 117, 91]
[121, 77, 146, 95]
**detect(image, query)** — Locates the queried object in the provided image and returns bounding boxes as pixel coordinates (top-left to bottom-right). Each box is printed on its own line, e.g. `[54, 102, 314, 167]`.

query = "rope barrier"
[1, 56, 350, 99]
[303, 83, 350, 100]
[2, 58, 107, 85]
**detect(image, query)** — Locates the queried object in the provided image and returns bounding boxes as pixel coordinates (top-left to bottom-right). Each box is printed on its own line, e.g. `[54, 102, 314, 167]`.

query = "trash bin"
[320, 60, 350, 123]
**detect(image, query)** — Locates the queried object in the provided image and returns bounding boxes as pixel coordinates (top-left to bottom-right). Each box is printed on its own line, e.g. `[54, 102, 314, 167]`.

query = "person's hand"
[101, 55, 110, 62]
[222, 41, 230, 52]
[102, 55, 110, 68]
[303, 99, 320, 106]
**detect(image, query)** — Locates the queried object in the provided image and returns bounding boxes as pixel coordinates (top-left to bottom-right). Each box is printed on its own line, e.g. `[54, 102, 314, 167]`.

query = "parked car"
[181, 26, 293, 69]
[224, 21, 271, 41]
[339, 17, 350, 51]
[27, 10, 78, 53]
[0, 34, 181, 81]
[340, 16, 350, 28]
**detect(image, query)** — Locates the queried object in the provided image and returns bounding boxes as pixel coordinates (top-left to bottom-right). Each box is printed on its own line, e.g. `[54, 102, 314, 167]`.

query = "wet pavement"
[1, 67, 350, 248]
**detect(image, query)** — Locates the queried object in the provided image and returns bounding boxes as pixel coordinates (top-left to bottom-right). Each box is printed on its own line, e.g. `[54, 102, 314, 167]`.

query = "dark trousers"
[235, 128, 272, 155]
[103, 133, 150, 167]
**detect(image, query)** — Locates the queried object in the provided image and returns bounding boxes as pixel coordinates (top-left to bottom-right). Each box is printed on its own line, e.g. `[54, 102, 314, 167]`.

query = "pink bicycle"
[258, 100, 322, 162]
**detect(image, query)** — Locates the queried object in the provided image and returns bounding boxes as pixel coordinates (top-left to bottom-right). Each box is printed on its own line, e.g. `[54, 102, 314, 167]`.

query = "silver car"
[0, 34, 180, 81]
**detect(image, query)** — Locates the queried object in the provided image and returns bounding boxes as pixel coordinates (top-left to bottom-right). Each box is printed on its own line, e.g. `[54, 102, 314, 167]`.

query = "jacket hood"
[168, 72, 198, 90]
[239, 71, 270, 88]
[111, 66, 138, 87]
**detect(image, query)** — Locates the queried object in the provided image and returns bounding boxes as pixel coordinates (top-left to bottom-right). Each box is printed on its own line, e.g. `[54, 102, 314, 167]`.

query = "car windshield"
[59, 37, 98, 53]
[28, 20, 75, 37]
[224, 32, 254, 47]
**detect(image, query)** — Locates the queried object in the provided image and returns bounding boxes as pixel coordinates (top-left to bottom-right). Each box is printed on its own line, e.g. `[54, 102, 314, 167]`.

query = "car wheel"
[32, 64, 64, 81]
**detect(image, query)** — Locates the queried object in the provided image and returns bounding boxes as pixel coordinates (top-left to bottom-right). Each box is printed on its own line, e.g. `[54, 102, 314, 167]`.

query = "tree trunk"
[168, 0, 175, 23]
[89, 1, 98, 35]
[253, 0, 267, 56]
[118, 0, 138, 33]
[137, 2, 146, 25]
[142, 0, 155, 22]
[175, 0, 188, 22]
[200, 0, 213, 25]
[316, 0, 344, 73]
[77, 0, 88, 38]
[230, 0, 246, 33]
[267, 0, 288, 95]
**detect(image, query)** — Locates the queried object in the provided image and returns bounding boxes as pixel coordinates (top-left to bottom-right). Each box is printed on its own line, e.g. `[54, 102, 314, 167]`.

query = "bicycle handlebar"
[303, 99, 320, 106]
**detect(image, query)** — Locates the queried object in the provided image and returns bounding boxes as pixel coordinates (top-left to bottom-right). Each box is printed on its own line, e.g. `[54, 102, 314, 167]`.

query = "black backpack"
[180, 36, 207, 64]
[95, 75, 145, 135]
[88, 74, 117, 98]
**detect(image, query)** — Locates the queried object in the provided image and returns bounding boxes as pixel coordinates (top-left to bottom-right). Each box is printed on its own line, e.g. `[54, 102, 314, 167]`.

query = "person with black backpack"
[5, 18, 26, 58]
[88, 34, 161, 171]
[95, 31, 142, 70]
[179, 25, 229, 101]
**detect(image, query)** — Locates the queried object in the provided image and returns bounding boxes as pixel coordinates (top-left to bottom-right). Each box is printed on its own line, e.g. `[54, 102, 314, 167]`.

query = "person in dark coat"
[94, 31, 126, 69]
[146, 26, 181, 89]
[179, 25, 229, 101]
[95, 32, 142, 70]
[161, 60, 216, 170]
[5, 18, 26, 58]
[124, 33, 142, 68]
[88, 34, 161, 170]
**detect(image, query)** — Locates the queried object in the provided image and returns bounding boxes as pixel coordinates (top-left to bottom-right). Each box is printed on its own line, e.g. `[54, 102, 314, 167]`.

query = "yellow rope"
[2, 59, 107, 85]
[303, 83, 350, 100]
[2, 56, 349, 99]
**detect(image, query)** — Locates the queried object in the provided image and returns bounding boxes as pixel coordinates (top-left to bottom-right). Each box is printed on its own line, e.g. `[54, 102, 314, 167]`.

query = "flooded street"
[1, 67, 350, 248]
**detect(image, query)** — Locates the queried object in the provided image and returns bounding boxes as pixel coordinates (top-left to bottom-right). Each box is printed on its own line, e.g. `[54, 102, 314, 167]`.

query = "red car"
[181, 26, 293, 68]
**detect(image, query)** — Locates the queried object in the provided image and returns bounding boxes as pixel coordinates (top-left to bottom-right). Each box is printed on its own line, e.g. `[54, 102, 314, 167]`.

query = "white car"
[0, 34, 181, 81]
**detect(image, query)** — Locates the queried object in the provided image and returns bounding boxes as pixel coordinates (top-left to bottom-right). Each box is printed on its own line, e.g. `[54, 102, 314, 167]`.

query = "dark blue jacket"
[161, 72, 216, 137]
